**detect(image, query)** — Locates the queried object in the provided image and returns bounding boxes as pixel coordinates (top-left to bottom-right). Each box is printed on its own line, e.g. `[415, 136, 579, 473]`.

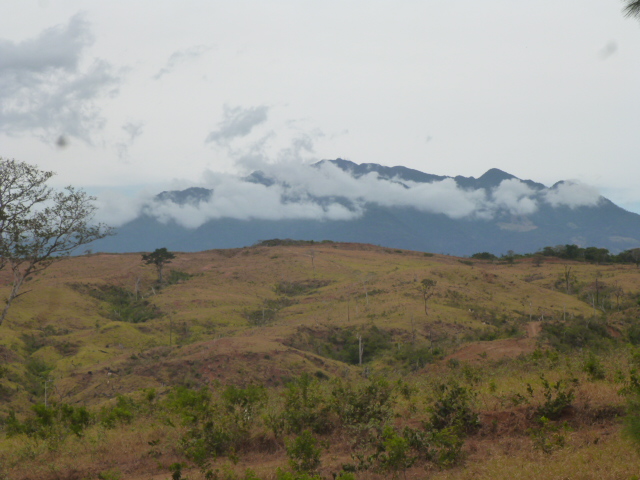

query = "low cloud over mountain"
[95, 160, 603, 229]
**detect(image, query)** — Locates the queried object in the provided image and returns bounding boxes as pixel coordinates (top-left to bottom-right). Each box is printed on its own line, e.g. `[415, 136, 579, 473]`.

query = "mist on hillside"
[94, 160, 602, 229]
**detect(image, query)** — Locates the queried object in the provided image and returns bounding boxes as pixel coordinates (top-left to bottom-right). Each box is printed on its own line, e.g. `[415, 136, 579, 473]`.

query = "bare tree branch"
[0, 158, 113, 324]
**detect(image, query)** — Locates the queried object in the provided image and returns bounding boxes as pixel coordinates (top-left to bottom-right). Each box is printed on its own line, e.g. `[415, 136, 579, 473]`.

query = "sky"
[1, 1, 640, 223]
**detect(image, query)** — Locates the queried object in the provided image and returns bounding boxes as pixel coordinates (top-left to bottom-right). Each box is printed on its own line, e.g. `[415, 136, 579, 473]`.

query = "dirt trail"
[525, 321, 542, 338]
[444, 322, 541, 363]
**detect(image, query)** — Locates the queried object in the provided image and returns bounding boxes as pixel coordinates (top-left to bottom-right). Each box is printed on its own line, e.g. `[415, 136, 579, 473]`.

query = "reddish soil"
[445, 322, 542, 363]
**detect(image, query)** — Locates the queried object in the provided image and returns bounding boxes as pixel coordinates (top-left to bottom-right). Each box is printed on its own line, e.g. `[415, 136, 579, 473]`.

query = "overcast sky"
[1, 1, 640, 215]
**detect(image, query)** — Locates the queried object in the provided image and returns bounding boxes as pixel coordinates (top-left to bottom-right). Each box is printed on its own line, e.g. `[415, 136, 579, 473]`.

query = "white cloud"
[544, 181, 602, 208]
[153, 45, 211, 80]
[116, 121, 144, 159]
[93, 160, 608, 230]
[147, 172, 359, 227]
[0, 14, 119, 143]
[491, 179, 539, 216]
[205, 104, 270, 145]
[92, 189, 148, 226]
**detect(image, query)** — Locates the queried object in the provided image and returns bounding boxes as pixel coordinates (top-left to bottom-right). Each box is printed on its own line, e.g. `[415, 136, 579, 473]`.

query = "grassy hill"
[1, 242, 640, 479]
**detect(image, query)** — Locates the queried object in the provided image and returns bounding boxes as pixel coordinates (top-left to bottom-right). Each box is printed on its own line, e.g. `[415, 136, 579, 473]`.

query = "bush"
[4, 402, 93, 439]
[274, 280, 331, 296]
[332, 376, 396, 432]
[583, 353, 606, 380]
[221, 384, 267, 432]
[540, 317, 612, 351]
[377, 426, 415, 478]
[100, 395, 138, 428]
[534, 375, 576, 420]
[471, 252, 497, 261]
[393, 344, 442, 370]
[286, 430, 322, 474]
[166, 270, 193, 285]
[267, 374, 333, 436]
[245, 297, 297, 326]
[528, 416, 570, 454]
[71, 283, 161, 323]
[428, 383, 479, 434]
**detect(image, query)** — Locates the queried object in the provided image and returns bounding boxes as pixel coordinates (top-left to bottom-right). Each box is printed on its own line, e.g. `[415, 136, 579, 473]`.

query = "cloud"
[116, 121, 144, 159]
[92, 189, 149, 227]
[205, 104, 269, 145]
[94, 151, 604, 229]
[0, 14, 119, 143]
[153, 45, 211, 80]
[544, 181, 602, 208]
[143, 170, 360, 228]
[491, 179, 538, 216]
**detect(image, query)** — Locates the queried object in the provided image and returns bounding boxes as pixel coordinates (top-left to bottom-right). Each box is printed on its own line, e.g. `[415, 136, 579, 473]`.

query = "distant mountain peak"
[156, 187, 213, 206]
[478, 168, 516, 183]
[92, 158, 640, 256]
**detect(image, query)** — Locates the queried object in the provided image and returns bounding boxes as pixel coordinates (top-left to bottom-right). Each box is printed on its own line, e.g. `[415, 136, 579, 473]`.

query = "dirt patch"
[526, 321, 542, 338]
[445, 337, 537, 363]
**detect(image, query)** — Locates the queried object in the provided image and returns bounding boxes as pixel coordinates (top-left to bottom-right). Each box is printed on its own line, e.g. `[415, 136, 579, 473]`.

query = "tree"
[624, 0, 640, 19]
[418, 278, 437, 316]
[142, 248, 175, 284]
[0, 158, 112, 324]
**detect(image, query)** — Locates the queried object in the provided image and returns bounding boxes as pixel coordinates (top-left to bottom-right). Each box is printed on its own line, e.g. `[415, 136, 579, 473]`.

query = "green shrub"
[221, 384, 267, 432]
[332, 376, 396, 431]
[71, 283, 161, 323]
[534, 375, 576, 420]
[274, 280, 331, 296]
[97, 469, 122, 480]
[401, 425, 464, 467]
[528, 416, 570, 454]
[541, 317, 612, 351]
[3, 402, 93, 439]
[286, 430, 322, 474]
[268, 374, 333, 436]
[583, 353, 606, 380]
[166, 270, 193, 285]
[393, 344, 442, 370]
[428, 383, 479, 434]
[377, 426, 415, 478]
[100, 395, 138, 428]
[274, 469, 322, 480]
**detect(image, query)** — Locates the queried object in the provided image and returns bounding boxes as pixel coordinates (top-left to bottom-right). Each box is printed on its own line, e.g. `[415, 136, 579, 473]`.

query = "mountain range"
[91, 159, 640, 256]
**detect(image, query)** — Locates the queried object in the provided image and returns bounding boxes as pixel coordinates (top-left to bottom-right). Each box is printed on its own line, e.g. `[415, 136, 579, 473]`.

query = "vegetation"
[142, 247, 176, 284]
[471, 243, 640, 266]
[71, 283, 162, 323]
[1, 242, 640, 478]
[0, 158, 112, 324]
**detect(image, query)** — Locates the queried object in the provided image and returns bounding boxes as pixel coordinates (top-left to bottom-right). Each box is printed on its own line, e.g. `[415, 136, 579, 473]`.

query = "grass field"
[1, 242, 639, 479]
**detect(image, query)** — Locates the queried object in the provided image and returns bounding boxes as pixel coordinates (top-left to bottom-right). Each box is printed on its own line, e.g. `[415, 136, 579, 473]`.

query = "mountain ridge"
[91, 160, 640, 256]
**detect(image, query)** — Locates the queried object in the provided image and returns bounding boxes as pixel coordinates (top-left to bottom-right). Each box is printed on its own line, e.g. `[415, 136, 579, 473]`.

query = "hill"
[1, 243, 640, 479]
[91, 159, 640, 256]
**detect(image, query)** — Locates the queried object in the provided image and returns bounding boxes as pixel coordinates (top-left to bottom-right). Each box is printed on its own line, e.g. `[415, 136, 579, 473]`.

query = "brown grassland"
[1, 242, 640, 479]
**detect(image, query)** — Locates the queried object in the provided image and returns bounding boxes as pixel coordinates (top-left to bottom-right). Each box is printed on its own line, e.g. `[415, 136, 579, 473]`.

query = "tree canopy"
[142, 247, 176, 284]
[0, 158, 112, 323]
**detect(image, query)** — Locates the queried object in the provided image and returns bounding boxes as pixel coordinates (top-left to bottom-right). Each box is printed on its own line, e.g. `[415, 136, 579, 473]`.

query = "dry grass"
[1, 244, 640, 478]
